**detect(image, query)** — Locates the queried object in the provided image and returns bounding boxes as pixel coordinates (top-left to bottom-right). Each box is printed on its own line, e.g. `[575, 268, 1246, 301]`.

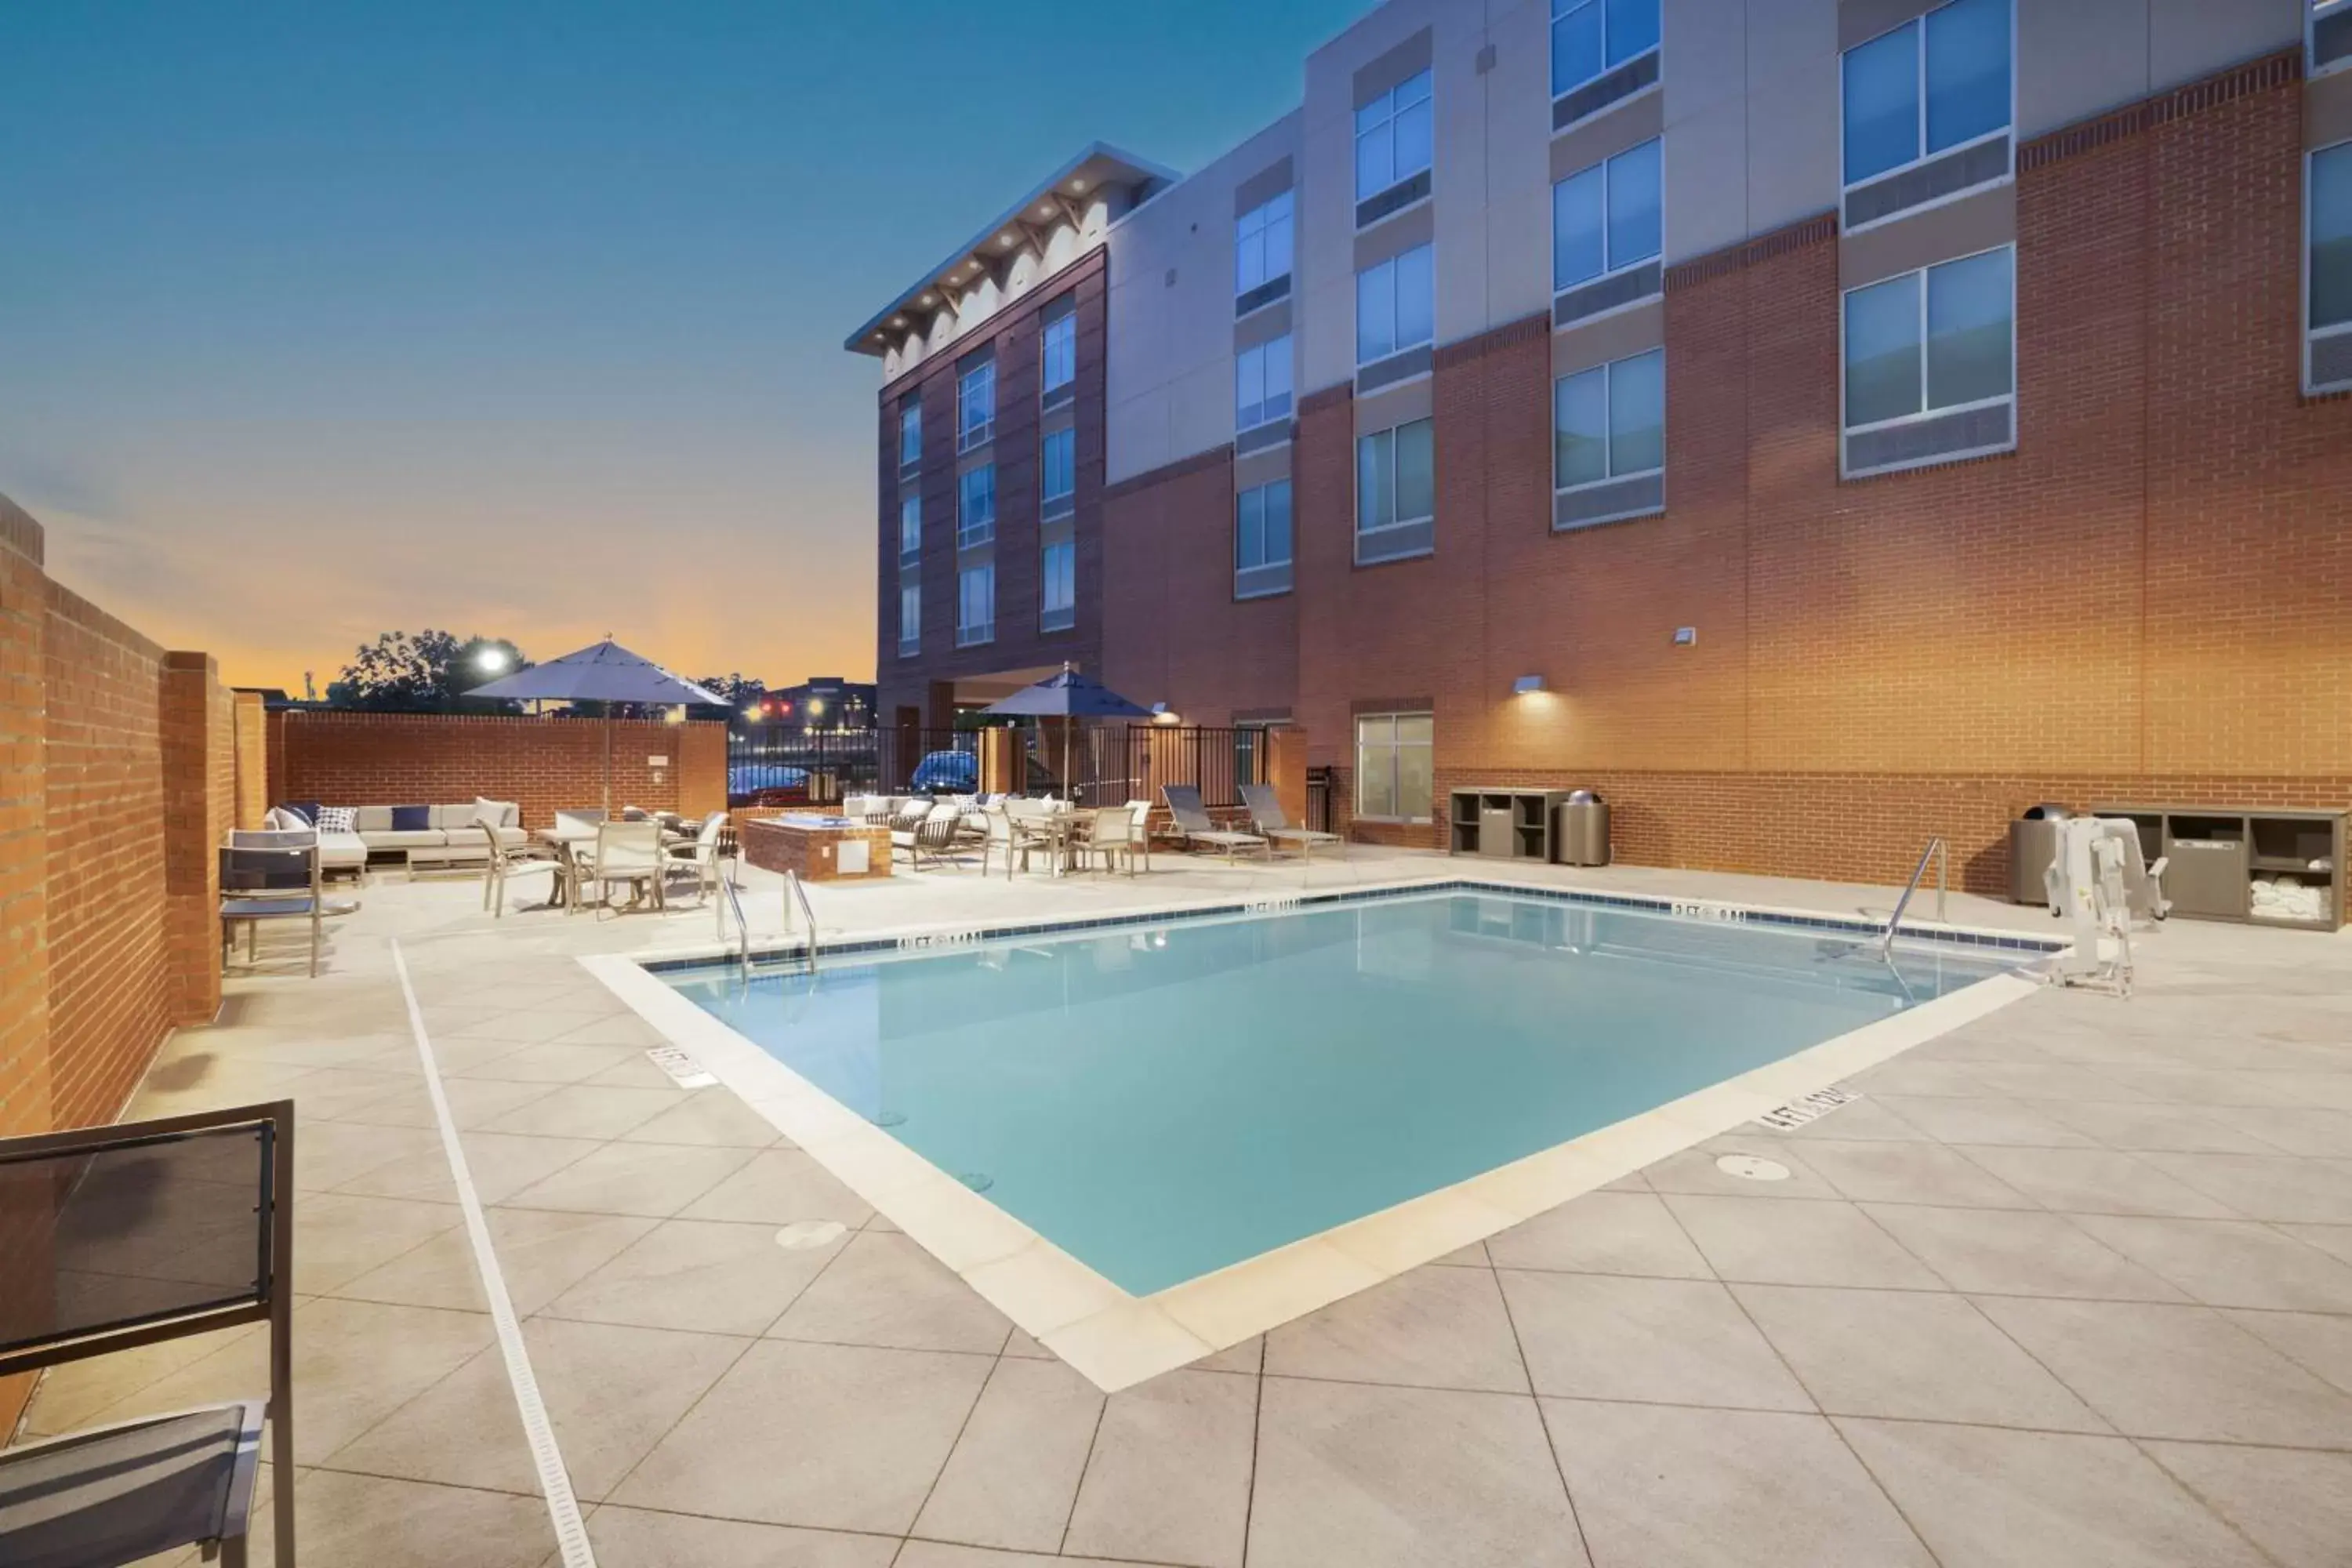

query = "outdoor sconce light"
[1151, 702, 1181, 725]
[1512, 675, 1546, 696]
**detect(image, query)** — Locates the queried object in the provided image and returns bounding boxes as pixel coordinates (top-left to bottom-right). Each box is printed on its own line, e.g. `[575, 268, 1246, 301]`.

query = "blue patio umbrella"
[470, 637, 724, 811]
[983, 662, 1152, 798]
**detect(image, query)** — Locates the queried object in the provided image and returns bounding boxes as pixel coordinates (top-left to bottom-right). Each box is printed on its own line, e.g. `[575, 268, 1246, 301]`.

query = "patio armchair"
[1160, 786, 1269, 864]
[220, 830, 359, 979]
[1079, 806, 1144, 876]
[0, 1101, 296, 1568]
[664, 811, 731, 903]
[477, 822, 566, 916]
[1240, 782, 1345, 860]
[583, 819, 666, 913]
[978, 804, 1025, 880]
[895, 801, 966, 871]
[1123, 800, 1155, 872]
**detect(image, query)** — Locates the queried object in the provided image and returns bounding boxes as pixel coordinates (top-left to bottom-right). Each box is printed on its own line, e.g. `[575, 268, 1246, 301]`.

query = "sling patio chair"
[1240, 782, 1345, 860]
[477, 821, 568, 916]
[583, 819, 667, 914]
[1160, 786, 1270, 864]
[0, 1101, 296, 1568]
[895, 800, 967, 871]
[664, 811, 731, 904]
[220, 831, 359, 979]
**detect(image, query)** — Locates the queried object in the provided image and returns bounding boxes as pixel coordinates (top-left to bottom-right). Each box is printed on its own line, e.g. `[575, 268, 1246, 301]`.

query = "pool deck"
[31, 844, 2352, 1566]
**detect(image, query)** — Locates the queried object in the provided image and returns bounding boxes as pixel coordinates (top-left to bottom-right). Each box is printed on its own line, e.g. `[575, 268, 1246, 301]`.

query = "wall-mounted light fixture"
[1672, 626, 1697, 647]
[1512, 674, 1546, 696]
[1151, 702, 1181, 725]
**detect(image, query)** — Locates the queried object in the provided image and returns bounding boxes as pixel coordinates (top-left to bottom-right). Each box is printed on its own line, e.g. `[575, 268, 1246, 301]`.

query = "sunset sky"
[0, 1, 1360, 693]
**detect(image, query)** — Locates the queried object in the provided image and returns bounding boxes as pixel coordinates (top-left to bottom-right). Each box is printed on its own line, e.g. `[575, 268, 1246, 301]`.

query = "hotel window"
[1236, 190, 1294, 299]
[1356, 417, 1435, 561]
[1551, 0, 1661, 101]
[1354, 712, 1432, 823]
[1040, 541, 1075, 631]
[1356, 244, 1434, 366]
[898, 583, 920, 657]
[1553, 138, 1661, 296]
[957, 359, 995, 452]
[1235, 479, 1293, 597]
[1842, 0, 2010, 193]
[898, 493, 920, 565]
[2318, 0, 2352, 79]
[1555, 348, 1664, 513]
[898, 401, 922, 470]
[1041, 311, 1076, 406]
[2309, 140, 2352, 393]
[958, 463, 996, 547]
[1236, 336, 1294, 431]
[1040, 427, 1076, 517]
[1355, 69, 1432, 204]
[1842, 245, 2015, 474]
[956, 563, 994, 647]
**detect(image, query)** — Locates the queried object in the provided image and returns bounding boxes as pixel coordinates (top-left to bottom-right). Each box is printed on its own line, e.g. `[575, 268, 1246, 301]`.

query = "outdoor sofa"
[268, 798, 527, 873]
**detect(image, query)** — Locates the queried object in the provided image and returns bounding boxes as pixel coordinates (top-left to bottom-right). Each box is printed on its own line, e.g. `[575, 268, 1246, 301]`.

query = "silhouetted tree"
[328, 630, 528, 711]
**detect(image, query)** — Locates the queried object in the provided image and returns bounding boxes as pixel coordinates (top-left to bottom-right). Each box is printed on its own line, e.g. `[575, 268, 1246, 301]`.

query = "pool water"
[662, 891, 2018, 1294]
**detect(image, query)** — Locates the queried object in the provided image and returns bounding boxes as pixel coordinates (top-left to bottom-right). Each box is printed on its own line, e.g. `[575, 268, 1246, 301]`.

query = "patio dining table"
[531, 822, 695, 911]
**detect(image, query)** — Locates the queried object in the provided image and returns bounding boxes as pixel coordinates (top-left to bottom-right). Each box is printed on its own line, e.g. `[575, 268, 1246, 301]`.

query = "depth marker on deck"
[393, 941, 596, 1568]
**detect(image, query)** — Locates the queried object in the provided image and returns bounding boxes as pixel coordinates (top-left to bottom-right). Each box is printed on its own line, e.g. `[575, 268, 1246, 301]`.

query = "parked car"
[728, 763, 808, 800]
[909, 750, 978, 793]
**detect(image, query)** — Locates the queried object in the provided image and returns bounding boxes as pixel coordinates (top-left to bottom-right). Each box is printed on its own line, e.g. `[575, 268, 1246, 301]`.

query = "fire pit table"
[739, 813, 892, 884]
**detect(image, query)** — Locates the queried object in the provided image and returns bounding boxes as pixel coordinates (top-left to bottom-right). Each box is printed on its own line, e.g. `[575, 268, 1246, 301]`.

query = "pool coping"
[580, 879, 2053, 1392]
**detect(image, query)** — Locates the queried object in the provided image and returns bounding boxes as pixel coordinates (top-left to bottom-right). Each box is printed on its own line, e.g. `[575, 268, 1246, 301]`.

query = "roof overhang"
[842, 142, 1180, 357]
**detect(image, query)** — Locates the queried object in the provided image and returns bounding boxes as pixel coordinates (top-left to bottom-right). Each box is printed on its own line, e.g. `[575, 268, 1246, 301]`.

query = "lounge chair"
[220, 830, 359, 978]
[0, 1102, 296, 1568]
[1160, 786, 1269, 864]
[1240, 782, 1345, 860]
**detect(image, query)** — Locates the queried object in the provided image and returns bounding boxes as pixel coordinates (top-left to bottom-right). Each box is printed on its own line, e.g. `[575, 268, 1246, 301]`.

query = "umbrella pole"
[604, 713, 613, 815]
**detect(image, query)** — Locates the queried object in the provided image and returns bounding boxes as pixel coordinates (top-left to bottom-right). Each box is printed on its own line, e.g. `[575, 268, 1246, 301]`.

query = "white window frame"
[1041, 313, 1076, 398]
[1839, 0, 2016, 230]
[1550, 0, 1663, 106]
[1356, 244, 1435, 368]
[1236, 190, 1295, 298]
[957, 361, 996, 452]
[1838, 243, 2018, 475]
[1356, 418, 1436, 543]
[956, 563, 995, 648]
[898, 492, 920, 564]
[898, 582, 920, 657]
[1236, 336, 1294, 431]
[1235, 480, 1294, 576]
[2314, 0, 2351, 81]
[1353, 712, 1433, 824]
[957, 463, 996, 548]
[1552, 137, 1664, 301]
[1354, 68, 1434, 204]
[898, 402, 922, 469]
[1040, 426, 1076, 513]
[1554, 348, 1665, 497]
[2308, 140, 2352, 394]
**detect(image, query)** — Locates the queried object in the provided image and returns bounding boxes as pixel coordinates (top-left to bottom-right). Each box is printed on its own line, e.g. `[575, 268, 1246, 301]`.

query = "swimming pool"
[651, 888, 2028, 1297]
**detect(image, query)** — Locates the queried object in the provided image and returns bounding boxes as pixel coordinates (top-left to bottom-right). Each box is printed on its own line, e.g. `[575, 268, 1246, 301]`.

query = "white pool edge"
[580, 910, 2043, 1392]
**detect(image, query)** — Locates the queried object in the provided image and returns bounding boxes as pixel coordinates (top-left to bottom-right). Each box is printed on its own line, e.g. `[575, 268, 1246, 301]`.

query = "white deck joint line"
[392, 940, 597, 1568]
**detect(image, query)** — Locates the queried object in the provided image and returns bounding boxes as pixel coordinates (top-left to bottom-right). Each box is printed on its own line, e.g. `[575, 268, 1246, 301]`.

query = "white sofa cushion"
[470, 797, 519, 828]
[315, 832, 368, 868]
[358, 829, 448, 851]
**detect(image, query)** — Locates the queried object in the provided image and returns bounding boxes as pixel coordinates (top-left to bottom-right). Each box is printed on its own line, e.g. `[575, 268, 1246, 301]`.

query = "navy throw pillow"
[390, 804, 432, 832]
[276, 801, 320, 825]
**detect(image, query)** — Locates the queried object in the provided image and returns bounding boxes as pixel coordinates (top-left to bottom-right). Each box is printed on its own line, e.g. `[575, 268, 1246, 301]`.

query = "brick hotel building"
[850, 0, 2352, 889]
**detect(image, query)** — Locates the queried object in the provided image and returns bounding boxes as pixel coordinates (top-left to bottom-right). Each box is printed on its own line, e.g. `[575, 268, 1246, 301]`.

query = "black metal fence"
[728, 728, 975, 804]
[727, 724, 1269, 810]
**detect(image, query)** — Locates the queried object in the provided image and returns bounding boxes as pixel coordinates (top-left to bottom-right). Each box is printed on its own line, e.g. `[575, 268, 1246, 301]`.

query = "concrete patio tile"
[1430, 1240, 1492, 1265]
[292, 1120, 445, 1190]
[476, 1083, 683, 1140]
[2281, 1222, 2352, 1266]
[335, 1074, 561, 1131]
[1264, 1264, 1530, 1393]
[2066, 1214, 2352, 1312]
[349, 1130, 605, 1205]
[1965, 1062, 2158, 1104]
[1062, 1368, 1257, 1568]
[1951, 1145, 2241, 1218]
[1859, 1203, 2189, 1300]
[2136, 1152, 2352, 1225]
[444, 1008, 626, 1045]
[1973, 1296, 2352, 1448]
[1250, 1377, 1584, 1568]
[1484, 1190, 1713, 1279]
[443, 1040, 651, 1083]
[2193, 1105, 2352, 1157]
[1873, 1094, 2098, 1148]
[1792, 1139, 2038, 1208]
[1545, 1400, 1931, 1568]
[20, 1319, 267, 1436]
[1731, 1284, 2107, 1430]
[770, 1230, 1012, 1354]
[1840, 1420, 2267, 1567]
[678, 1147, 877, 1226]
[618, 1088, 786, 1147]
[583, 1052, 691, 1089]
[273, 1468, 556, 1568]
[332, 1317, 746, 1501]
[895, 1545, 1178, 1568]
[2144, 1442, 2352, 1568]
[583, 1505, 899, 1566]
[291, 1192, 466, 1293]
[1845, 1058, 1988, 1098]
[1192, 1334, 1263, 1374]
[1496, 1270, 1810, 1411]
[2219, 1309, 2352, 1396]
[610, 1339, 992, 1534]
[548, 1011, 668, 1048]
[913, 1356, 1105, 1553]
[336, 1207, 655, 1315]
[500, 1140, 758, 1218]
[1761, 1096, 1928, 1142]
[2036, 1099, 2299, 1155]
[1661, 1195, 1944, 1289]
[1639, 1137, 1841, 1200]
[546, 1216, 844, 1335]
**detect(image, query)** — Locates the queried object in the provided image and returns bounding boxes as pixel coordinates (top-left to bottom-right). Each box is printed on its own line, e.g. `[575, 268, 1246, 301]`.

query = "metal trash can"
[2011, 804, 2067, 905]
[1555, 790, 1610, 867]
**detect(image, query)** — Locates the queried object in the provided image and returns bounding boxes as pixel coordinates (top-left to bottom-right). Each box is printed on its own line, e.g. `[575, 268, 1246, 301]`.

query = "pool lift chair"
[2043, 815, 2169, 996]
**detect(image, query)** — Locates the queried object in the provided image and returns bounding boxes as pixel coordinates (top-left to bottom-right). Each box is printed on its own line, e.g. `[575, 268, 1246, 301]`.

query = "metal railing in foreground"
[1881, 836, 1950, 956]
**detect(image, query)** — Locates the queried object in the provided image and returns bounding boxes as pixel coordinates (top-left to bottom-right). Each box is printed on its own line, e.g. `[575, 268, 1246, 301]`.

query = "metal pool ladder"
[717, 870, 753, 976]
[1880, 837, 1949, 956]
[784, 869, 818, 975]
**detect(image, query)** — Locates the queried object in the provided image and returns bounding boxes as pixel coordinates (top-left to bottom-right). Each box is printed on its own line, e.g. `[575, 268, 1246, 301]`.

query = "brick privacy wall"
[0, 500, 50, 1142]
[162, 655, 232, 1024]
[1152, 58, 2352, 887]
[877, 249, 1109, 724]
[231, 690, 267, 830]
[273, 710, 728, 828]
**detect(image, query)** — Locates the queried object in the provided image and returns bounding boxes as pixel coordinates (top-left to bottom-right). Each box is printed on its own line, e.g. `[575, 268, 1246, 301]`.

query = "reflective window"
[1357, 419, 1435, 535]
[1551, 0, 1660, 99]
[898, 402, 921, 468]
[898, 583, 920, 653]
[1236, 336, 1294, 430]
[1041, 314, 1076, 396]
[1236, 190, 1295, 295]
[957, 463, 996, 546]
[1553, 139, 1661, 292]
[1355, 69, 1433, 201]
[1040, 428, 1075, 506]
[1843, 246, 2013, 430]
[1842, 0, 2011, 187]
[956, 564, 994, 644]
[2313, 141, 2352, 333]
[1236, 480, 1294, 571]
[1355, 713, 1433, 822]
[957, 361, 995, 450]
[1040, 542, 1074, 619]
[898, 494, 920, 558]
[1356, 244, 1434, 365]
[1554, 348, 1664, 489]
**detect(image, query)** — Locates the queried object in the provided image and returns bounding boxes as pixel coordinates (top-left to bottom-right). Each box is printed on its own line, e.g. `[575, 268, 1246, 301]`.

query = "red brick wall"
[162, 655, 232, 1025]
[0, 499, 50, 1142]
[273, 710, 728, 828]
[1131, 56, 2352, 888]
[231, 690, 268, 831]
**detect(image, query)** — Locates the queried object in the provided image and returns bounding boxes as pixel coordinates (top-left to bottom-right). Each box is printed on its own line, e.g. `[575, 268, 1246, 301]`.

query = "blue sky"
[0, 1, 1362, 689]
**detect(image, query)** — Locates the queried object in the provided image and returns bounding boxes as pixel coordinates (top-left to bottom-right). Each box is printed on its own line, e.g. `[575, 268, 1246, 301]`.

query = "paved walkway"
[21, 847, 2352, 1566]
